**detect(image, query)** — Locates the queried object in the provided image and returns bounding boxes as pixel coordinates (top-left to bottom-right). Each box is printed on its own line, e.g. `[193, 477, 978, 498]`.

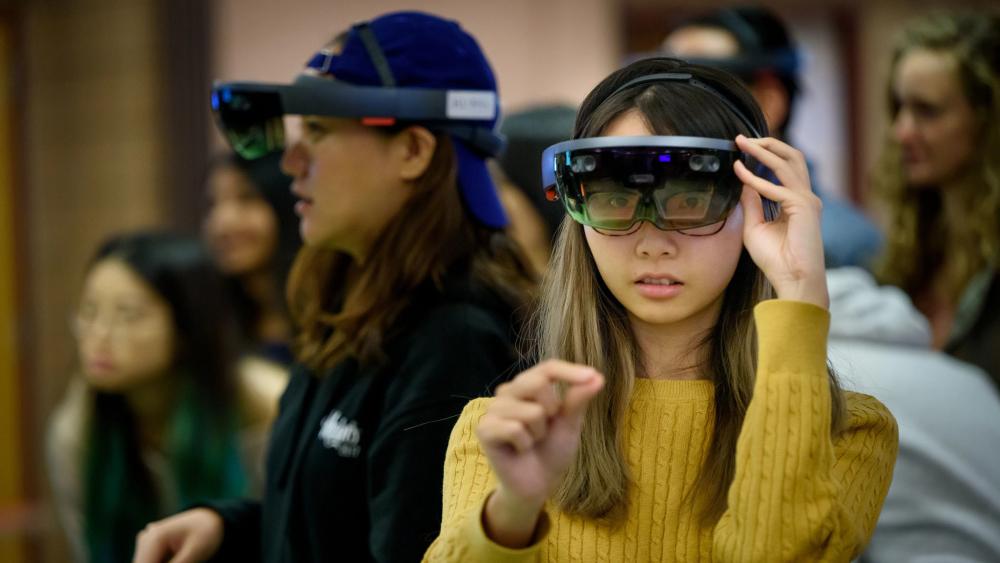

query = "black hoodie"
[206, 272, 522, 562]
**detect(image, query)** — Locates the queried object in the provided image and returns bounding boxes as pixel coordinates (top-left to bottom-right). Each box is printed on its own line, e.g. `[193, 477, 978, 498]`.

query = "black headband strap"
[716, 9, 763, 52]
[354, 23, 396, 88]
[608, 72, 762, 138]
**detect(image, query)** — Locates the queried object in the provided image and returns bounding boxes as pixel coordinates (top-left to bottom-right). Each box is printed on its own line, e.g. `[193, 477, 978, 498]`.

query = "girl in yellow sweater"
[424, 57, 898, 562]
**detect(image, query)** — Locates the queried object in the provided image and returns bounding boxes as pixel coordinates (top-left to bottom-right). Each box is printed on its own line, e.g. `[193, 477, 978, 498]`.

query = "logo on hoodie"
[318, 410, 362, 458]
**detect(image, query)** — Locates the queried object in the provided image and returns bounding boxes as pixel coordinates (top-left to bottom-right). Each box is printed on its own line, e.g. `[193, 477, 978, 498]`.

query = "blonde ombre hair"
[527, 57, 847, 524]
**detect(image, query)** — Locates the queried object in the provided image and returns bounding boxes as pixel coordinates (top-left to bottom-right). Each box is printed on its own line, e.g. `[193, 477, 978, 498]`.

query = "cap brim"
[453, 140, 508, 229]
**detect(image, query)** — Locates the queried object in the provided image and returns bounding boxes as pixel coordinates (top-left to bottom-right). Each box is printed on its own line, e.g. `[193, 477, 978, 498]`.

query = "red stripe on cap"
[361, 117, 396, 126]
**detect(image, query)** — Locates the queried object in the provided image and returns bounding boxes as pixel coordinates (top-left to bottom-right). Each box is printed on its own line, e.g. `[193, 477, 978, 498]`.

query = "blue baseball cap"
[307, 11, 508, 228]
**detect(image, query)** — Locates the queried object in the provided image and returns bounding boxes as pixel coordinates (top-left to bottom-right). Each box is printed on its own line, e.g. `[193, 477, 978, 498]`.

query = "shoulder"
[838, 391, 899, 447]
[458, 396, 493, 420]
[47, 378, 89, 498]
[447, 397, 494, 447]
[827, 392, 899, 488]
[391, 298, 516, 369]
[381, 300, 514, 413]
[47, 378, 88, 460]
[236, 355, 290, 427]
[401, 270, 519, 341]
[412, 300, 511, 342]
[843, 391, 896, 428]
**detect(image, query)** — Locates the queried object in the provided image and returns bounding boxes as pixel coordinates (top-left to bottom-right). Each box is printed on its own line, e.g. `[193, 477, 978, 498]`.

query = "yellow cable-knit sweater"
[423, 301, 898, 562]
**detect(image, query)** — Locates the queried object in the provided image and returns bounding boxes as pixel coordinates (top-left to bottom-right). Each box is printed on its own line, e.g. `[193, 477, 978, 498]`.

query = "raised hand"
[735, 135, 829, 309]
[476, 360, 604, 547]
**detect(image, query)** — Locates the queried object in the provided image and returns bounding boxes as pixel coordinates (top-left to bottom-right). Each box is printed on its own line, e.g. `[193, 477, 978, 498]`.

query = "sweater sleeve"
[713, 300, 899, 562]
[422, 399, 550, 563]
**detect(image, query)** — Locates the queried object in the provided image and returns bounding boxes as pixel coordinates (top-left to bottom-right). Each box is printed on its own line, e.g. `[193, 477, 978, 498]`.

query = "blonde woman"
[873, 12, 1000, 385]
[424, 57, 898, 562]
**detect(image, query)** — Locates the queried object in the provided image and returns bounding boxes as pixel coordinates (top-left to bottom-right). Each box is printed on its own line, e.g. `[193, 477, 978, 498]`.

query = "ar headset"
[541, 72, 772, 236]
[209, 23, 504, 162]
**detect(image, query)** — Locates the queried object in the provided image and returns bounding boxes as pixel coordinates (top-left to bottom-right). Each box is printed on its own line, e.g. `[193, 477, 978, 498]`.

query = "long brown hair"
[874, 12, 1000, 301]
[288, 131, 536, 370]
[530, 57, 846, 524]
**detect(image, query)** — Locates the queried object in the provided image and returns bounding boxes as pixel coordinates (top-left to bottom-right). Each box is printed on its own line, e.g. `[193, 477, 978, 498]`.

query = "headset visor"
[211, 74, 504, 160]
[542, 136, 743, 235]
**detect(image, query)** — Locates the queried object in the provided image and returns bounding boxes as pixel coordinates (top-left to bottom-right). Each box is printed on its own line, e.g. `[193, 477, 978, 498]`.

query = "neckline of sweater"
[631, 378, 715, 401]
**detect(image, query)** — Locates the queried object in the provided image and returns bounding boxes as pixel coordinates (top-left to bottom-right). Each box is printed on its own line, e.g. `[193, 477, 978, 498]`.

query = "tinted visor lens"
[553, 147, 742, 233]
[211, 86, 286, 159]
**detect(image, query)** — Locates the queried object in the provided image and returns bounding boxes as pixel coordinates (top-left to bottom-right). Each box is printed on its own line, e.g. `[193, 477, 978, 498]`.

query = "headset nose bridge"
[634, 190, 662, 227]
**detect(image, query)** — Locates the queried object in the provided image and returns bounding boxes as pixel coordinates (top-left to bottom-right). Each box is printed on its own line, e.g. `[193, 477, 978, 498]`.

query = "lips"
[292, 188, 314, 216]
[634, 272, 682, 285]
[86, 357, 116, 375]
[213, 233, 257, 252]
[634, 273, 684, 299]
[637, 277, 680, 286]
[899, 146, 924, 165]
[294, 200, 313, 216]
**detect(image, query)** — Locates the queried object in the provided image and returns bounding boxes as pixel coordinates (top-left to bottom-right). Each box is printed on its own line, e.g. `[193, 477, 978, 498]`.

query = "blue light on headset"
[659, 154, 671, 162]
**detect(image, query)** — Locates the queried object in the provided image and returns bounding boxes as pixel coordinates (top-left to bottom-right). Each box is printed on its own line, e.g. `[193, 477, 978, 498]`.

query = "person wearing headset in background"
[663, 5, 885, 271]
[134, 11, 536, 563]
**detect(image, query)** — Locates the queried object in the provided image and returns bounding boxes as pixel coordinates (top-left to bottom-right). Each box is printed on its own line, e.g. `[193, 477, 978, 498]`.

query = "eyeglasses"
[592, 216, 730, 237]
[70, 306, 159, 342]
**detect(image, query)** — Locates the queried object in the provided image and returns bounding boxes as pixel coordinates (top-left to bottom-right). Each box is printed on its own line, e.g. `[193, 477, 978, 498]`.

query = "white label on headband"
[446, 90, 497, 120]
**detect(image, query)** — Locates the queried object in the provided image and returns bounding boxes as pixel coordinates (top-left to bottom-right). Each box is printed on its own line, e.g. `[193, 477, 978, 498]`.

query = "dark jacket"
[948, 269, 1000, 390]
[206, 275, 521, 562]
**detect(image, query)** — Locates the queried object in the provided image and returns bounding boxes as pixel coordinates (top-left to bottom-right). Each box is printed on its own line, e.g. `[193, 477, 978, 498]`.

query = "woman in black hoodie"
[134, 11, 535, 563]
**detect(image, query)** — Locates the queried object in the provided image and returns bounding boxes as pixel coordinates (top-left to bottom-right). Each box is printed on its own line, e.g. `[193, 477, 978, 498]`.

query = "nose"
[892, 108, 916, 145]
[281, 141, 308, 178]
[633, 221, 680, 258]
[77, 318, 113, 344]
[207, 200, 241, 232]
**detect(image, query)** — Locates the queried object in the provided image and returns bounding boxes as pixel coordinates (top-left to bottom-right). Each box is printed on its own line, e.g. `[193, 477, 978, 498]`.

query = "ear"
[391, 125, 438, 181]
[749, 72, 789, 135]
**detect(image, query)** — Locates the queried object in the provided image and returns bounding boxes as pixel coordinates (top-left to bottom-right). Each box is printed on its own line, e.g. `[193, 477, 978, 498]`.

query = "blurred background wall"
[0, 0, 994, 560]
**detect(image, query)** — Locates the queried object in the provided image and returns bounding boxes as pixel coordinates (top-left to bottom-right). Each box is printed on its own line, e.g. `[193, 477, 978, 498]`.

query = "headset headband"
[606, 72, 763, 138]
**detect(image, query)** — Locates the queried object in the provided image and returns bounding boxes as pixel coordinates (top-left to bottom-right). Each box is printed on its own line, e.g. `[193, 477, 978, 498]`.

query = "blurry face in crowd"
[74, 259, 176, 392]
[583, 111, 744, 333]
[663, 25, 741, 59]
[203, 164, 279, 275]
[892, 48, 978, 188]
[281, 115, 415, 259]
[663, 26, 786, 133]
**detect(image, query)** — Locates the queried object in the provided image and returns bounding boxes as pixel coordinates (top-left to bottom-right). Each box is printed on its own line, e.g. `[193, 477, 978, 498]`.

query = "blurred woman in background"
[203, 152, 300, 365]
[874, 12, 1000, 386]
[47, 232, 284, 562]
